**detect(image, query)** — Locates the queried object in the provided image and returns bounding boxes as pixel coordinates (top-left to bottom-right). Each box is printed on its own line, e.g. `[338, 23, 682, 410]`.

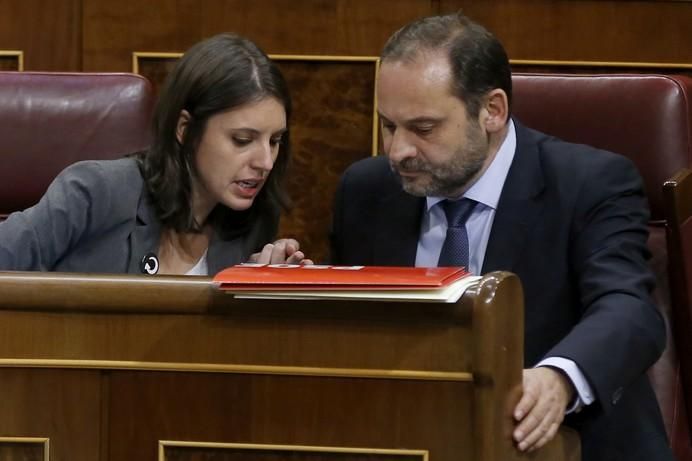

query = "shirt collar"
[426, 119, 517, 211]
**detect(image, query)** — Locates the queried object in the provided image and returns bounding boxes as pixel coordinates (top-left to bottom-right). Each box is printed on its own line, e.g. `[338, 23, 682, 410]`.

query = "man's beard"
[391, 125, 489, 198]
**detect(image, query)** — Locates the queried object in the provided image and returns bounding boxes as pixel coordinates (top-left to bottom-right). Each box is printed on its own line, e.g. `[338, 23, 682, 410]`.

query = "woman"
[0, 33, 308, 274]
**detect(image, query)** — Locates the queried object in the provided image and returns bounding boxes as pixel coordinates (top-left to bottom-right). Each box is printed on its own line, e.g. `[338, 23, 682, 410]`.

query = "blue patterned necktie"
[437, 198, 478, 268]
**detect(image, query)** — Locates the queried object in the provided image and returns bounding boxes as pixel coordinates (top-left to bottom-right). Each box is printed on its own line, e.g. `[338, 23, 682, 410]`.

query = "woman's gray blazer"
[0, 158, 277, 274]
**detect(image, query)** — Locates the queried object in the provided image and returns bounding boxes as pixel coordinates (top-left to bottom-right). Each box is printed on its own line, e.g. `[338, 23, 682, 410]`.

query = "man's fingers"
[514, 401, 548, 447]
[514, 368, 570, 452]
[529, 421, 561, 452]
[517, 404, 557, 451]
[513, 378, 542, 444]
[513, 374, 538, 420]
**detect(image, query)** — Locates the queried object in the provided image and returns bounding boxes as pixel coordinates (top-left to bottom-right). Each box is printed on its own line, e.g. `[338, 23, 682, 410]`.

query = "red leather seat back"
[0, 71, 155, 219]
[664, 168, 692, 460]
[512, 73, 692, 460]
[512, 74, 692, 222]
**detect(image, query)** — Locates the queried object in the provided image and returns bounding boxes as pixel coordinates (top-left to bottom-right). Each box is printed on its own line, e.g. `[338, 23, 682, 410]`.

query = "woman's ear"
[479, 89, 509, 133]
[176, 110, 191, 145]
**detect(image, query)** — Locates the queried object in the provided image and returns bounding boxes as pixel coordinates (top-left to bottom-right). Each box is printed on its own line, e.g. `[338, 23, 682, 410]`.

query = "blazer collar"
[482, 120, 546, 273]
[127, 191, 162, 274]
[126, 189, 249, 275]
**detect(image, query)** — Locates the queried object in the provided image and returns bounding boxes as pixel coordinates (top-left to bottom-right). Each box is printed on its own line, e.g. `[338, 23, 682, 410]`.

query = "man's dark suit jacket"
[330, 121, 672, 460]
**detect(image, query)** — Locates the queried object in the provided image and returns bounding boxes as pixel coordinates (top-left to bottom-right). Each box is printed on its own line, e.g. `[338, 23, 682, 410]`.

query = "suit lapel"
[127, 195, 162, 274]
[482, 122, 546, 274]
[373, 189, 424, 266]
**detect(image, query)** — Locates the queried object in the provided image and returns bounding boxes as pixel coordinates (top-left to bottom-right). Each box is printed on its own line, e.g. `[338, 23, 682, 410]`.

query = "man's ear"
[479, 89, 509, 133]
[176, 109, 191, 145]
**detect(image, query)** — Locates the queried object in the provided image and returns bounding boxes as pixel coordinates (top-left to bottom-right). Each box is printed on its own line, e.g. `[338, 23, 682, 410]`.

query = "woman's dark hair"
[139, 33, 291, 234]
[381, 13, 512, 121]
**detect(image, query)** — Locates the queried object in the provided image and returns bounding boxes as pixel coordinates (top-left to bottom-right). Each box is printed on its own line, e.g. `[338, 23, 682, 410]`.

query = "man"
[330, 13, 672, 461]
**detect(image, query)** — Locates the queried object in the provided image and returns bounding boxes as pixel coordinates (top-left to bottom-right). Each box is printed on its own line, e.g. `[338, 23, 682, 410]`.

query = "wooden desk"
[0, 271, 578, 461]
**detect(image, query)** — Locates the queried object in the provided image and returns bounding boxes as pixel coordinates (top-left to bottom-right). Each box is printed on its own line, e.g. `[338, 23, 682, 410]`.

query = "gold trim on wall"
[0, 437, 49, 460]
[159, 440, 428, 461]
[0, 358, 472, 382]
[511, 58, 692, 70]
[132, 52, 382, 155]
[132, 52, 692, 159]
[372, 57, 381, 156]
[0, 50, 24, 71]
[132, 51, 182, 74]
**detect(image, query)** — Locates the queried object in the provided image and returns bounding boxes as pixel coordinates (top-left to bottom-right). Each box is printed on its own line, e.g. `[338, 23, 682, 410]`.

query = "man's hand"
[513, 367, 574, 452]
[247, 238, 313, 265]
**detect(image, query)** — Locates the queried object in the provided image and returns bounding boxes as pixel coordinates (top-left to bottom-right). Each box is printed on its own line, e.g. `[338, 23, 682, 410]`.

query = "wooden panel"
[275, 58, 377, 263]
[83, 0, 433, 71]
[0, 272, 573, 461]
[0, 0, 81, 71]
[0, 52, 21, 71]
[134, 54, 180, 94]
[235, 0, 433, 55]
[443, 0, 692, 64]
[2, 0, 690, 73]
[108, 372, 469, 461]
[0, 60, 17, 71]
[0, 306, 473, 372]
[0, 274, 474, 372]
[0, 369, 101, 461]
[0, 439, 47, 461]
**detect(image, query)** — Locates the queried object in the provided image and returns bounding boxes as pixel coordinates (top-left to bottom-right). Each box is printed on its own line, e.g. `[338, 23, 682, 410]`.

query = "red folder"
[213, 264, 469, 291]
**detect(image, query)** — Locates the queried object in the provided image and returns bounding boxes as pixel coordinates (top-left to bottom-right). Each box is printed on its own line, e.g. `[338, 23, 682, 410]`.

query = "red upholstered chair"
[512, 73, 692, 460]
[664, 167, 692, 450]
[0, 71, 155, 220]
